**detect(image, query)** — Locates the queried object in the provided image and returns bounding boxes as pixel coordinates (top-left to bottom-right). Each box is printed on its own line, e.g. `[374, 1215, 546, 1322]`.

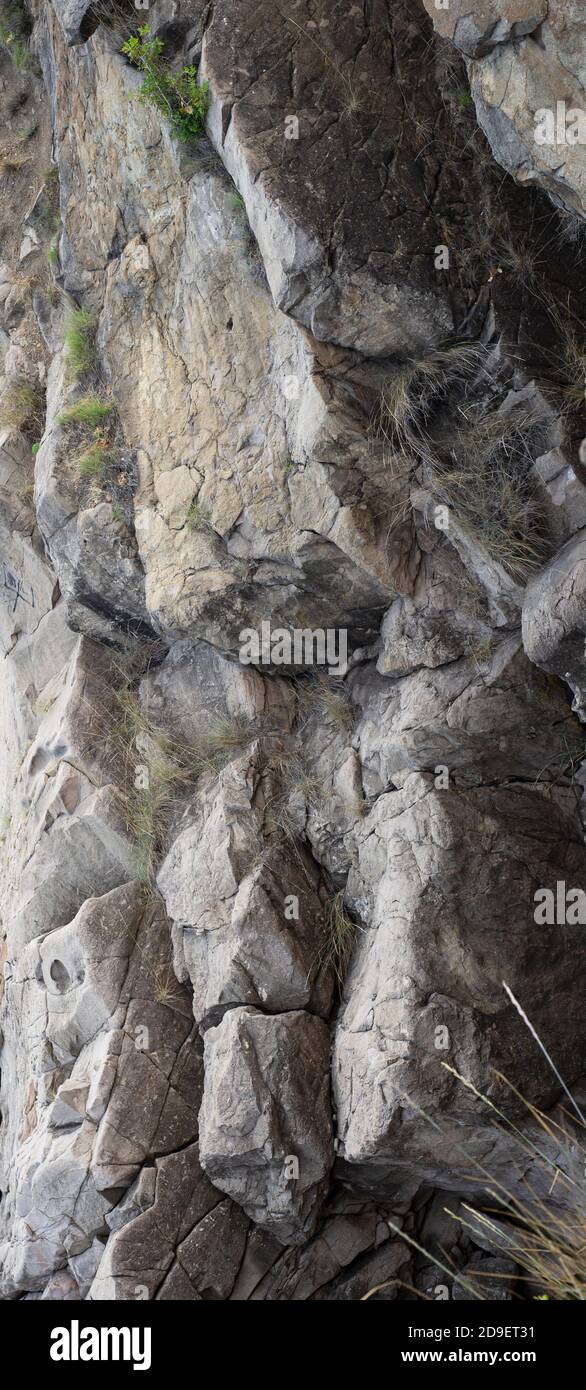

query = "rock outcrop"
[1, 0, 585, 1304]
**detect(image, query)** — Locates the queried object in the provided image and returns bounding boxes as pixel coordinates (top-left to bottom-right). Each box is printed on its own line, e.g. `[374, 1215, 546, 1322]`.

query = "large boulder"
[199, 1007, 334, 1245]
[334, 773, 586, 1193]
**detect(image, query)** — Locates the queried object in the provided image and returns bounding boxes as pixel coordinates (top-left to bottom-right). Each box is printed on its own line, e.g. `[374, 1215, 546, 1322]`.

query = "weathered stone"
[159, 749, 333, 1024]
[352, 635, 583, 793]
[522, 530, 586, 715]
[199, 1007, 334, 1244]
[334, 774, 586, 1189]
[424, 0, 586, 218]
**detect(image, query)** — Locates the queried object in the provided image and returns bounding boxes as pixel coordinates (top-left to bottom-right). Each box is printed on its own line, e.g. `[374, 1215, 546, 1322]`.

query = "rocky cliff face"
[0, 0, 585, 1301]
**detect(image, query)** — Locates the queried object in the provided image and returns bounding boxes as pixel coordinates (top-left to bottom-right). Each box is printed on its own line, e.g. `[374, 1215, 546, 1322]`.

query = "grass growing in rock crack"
[373, 341, 484, 465]
[296, 673, 355, 733]
[0, 149, 29, 175]
[186, 499, 215, 534]
[64, 307, 97, 382]
[109, 682, 201, 883]
[373, 342, 548, 582]
[0, 376, 44, 433]
[540, 288, 586, 415]
[0, 9, 36, 74]
[75, 440, 115, 479]
[315, 889, 357, 987]
[431, 411, 549, 582]
[109, 679, 254, 883]
[58, 395, 115, 427]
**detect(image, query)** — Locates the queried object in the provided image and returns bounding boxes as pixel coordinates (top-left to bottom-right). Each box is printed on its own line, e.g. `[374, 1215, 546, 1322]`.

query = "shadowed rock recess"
[0, 0, 585, 1303]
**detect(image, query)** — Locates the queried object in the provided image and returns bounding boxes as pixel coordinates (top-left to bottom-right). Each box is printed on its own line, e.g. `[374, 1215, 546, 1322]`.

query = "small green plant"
[31, 440, 40, 456]
[229, 193, 245, 211]
[64, 306, 97, 380]
[75, 442, 111, 478]
[59, 395, 115, 427]
[454, 87, 473, 111]
[0, 21, 34, 73]
[111, 503, 124, 522]
[122, 26, 209, 142]
[186, 499, 214, 533]
[47, 245, 58, 266]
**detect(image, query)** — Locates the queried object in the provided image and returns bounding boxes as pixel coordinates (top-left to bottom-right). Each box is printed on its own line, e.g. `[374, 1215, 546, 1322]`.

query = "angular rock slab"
[351, 635, 584, 793]
[90, 1143, 249, 1302]
[199, 1007, 334, 1245]
[158, 749, 333, 1025]
[423, 0, 586, 218]
[522, 529, 586, 716]
[0, 884, 199, 1297]
[334, 773, 586, 1192]
[202, 0, 453, 353]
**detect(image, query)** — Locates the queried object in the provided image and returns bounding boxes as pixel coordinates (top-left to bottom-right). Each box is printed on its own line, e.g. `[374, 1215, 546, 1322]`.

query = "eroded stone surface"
[199, 1007, 334, 1245]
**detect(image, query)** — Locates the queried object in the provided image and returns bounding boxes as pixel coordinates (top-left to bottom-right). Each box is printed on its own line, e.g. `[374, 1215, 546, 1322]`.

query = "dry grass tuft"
[0, 375, 44, 433]
[431, 410, 549, 582]
[108, 680, 253, 882]
[314, 889, 358, 986]
[296, 674, 355, 733]
[373, 341, 484, 466]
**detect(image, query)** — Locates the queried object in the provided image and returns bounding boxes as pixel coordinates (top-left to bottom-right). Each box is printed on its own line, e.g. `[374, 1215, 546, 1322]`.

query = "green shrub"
[122, 26, 209, 142]
[186, 499, 214, 533]
[59, 395, 115, 427]
[64, 307, 97, 380]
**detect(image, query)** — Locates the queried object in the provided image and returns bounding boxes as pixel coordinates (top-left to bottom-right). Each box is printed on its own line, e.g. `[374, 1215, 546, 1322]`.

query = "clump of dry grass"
[431, 409, 549, 582]
[109, 682, 198, 882]
[315, 889, 358, 986]
[372, 341, 484, 466]
[0, 376, 44, 433]
[540, 288, 586, 415]
[0, 149, 30, 175]
[372, 984, 586, 1301]
[372, 340, 548, 581]
[296, 674, 355, 733]
[109, 680, 253, 882]
[85, 0, 138, 39]
[444, 983, 586, 1301]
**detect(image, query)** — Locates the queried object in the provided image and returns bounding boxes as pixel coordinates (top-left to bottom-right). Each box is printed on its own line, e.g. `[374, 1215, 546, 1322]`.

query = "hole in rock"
[49, 959, 72, 993]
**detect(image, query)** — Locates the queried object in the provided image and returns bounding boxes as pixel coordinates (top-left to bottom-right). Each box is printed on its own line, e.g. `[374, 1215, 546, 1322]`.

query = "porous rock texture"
[0, 0, 585, 1302]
